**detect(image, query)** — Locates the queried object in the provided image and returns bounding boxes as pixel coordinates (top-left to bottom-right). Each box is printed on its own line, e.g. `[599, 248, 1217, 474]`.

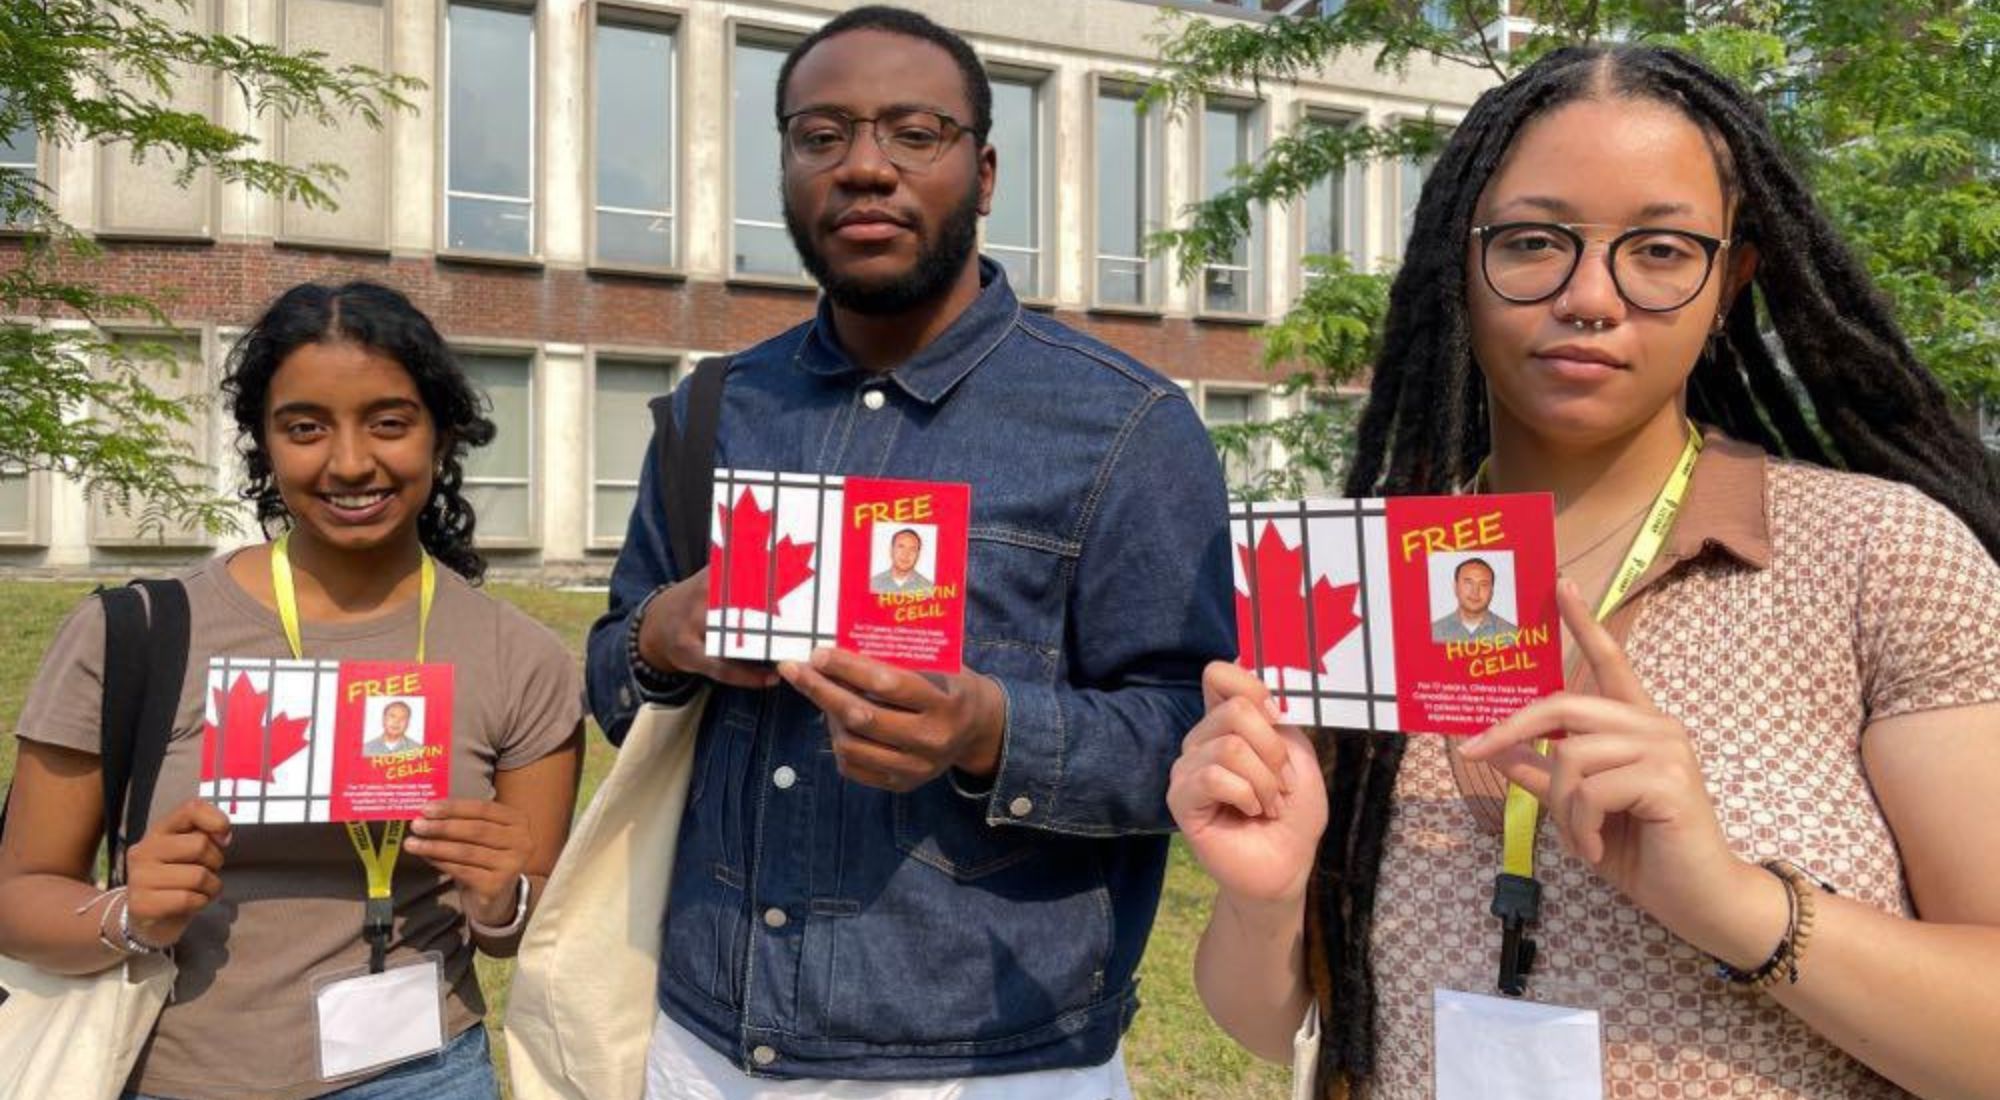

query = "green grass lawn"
[0, 580, 1285, 1099]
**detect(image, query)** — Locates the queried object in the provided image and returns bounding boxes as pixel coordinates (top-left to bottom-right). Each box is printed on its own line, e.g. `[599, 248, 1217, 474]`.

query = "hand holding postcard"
[199, 659, 453, 823]
[1231, 493, 1561, 733]
[706, 470, 970, 673]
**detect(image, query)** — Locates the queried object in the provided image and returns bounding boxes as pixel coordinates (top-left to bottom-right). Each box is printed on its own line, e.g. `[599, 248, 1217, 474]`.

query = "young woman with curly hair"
[0, 281, 583, 1099]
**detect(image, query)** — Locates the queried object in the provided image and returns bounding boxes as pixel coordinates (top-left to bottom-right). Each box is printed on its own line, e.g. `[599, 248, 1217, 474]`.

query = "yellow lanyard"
[270, 533, 435, 965]
[1498, 424, 1703, 880]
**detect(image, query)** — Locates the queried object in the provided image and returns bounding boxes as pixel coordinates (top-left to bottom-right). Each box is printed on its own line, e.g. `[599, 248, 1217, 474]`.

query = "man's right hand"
[637, 567, 781, 691]
[124, 798, 231, 948]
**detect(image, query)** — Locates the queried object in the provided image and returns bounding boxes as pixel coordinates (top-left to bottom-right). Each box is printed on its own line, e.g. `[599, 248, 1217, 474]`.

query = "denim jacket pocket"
[892, 779, 1036, 880]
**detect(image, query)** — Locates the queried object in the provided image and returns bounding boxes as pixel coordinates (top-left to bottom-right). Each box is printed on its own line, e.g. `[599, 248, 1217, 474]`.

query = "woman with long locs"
[1171, 45, 2000, 1099]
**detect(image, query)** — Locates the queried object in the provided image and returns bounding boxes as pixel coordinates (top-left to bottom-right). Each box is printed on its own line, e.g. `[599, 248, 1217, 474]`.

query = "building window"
[591, 356, 678, 545]
[0, 463, 32, 541]
[1201, 101, 1263, 314]
[986, 74, 1044, 298]
[1, 105, 33, 180]
[445, 2, 536, 256]
[1300, 112, 1359, 274]
[1095, 85, 1159, 308]
[1398, 128, 1449, 250]
[733, 38, 804, 280]
[594, 15, 676, 269]
[1203, 387, 1271, 488]
[459, 350, 535, 542]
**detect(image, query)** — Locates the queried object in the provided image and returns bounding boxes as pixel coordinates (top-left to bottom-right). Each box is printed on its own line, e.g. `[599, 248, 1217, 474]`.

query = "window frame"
[587, 2, 685, 278]
[84, 323, 219, 549]
[981, 62, 1056, 306]
[436, 0, 544, 266]
[584, 346, 687, 551]
[274, 0, 395, 253]
[1197, 380, 1276, 488]
[1191, 93, 1268, 322]
[1087, 73, 1166, 315]
[93, 0, 219, 242]
[0, 99, 46, 236]
[452, 339, 544, 550]
[1388, 113, 1458, 260]
[1292, 102, 1367, 287]
[725, 20, 815, 290]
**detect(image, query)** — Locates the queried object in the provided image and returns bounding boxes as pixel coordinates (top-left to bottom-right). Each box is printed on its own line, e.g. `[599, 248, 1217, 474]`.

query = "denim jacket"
[584, 260, 1235, 1079]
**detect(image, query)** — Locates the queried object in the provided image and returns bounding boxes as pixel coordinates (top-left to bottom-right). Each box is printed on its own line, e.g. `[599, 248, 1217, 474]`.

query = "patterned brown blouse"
[1363, 433, 2000, 1098]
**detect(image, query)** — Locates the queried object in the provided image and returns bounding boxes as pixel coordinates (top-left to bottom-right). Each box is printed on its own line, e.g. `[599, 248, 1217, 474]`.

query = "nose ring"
[1571, 318, 1607, 331]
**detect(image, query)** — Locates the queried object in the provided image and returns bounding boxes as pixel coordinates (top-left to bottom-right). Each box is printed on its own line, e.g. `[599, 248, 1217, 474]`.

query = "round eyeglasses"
[1470, 221, 1731, 313]
[779, 108, 979, 173]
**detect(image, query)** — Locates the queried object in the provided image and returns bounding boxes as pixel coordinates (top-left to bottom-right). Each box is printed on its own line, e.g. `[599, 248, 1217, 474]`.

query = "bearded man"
[585, 8, 1234, 1096]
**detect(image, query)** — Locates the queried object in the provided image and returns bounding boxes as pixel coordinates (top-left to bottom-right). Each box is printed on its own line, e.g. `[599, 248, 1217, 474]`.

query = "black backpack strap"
[97, 586, 149, 883]
[98, 579, 189, 885]
[650, 355, 732, 579]
[123, 580, 189, 851]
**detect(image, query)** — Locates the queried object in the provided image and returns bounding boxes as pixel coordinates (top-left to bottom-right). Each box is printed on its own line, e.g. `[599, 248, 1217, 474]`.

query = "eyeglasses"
[1470, 221, 1730, 313]
[779, 108, 979, 173]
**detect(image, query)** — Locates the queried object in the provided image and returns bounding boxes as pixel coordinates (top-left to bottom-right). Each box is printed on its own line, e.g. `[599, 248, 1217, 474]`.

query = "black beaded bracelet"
[627, 583, 699, 700]
[1713, 860, 1829, 989]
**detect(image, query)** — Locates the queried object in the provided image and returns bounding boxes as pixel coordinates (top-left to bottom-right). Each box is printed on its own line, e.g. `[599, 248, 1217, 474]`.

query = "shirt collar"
[1642, 426, 1772, 586]
[792, 256, 1022, 406]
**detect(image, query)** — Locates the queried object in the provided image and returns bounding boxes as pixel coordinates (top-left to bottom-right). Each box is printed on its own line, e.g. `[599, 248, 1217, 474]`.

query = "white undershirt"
[644, 1008, 1134, 1100]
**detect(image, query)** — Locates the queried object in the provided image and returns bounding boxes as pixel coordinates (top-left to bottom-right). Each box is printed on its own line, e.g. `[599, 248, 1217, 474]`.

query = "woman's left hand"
[404, 799, 533, 927]
[1459, 579, 1759, 942]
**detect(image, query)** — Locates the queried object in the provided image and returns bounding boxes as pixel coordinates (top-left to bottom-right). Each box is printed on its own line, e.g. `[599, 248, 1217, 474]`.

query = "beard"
[785, 182, 983, 316]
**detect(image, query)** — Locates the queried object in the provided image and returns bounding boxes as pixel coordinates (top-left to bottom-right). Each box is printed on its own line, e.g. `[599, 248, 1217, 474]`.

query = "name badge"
[1434, 987, 1603, 1100]
[311, 952, 446, 1080]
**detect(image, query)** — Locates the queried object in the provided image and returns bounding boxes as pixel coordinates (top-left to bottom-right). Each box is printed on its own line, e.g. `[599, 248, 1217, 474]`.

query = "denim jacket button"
[861, 387, 886, 410]
[763, 907, 789, 929]
[1008, 795, 1034, 818]
[772, 765, 797, 790]
[751, 1045, 777, 1066]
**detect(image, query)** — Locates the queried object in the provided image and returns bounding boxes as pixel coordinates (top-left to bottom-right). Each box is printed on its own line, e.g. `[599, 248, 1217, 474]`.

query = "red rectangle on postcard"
[328, 661, 453, 821]
[836, 476, 970, 674]
[1384, 494, 1562, 735]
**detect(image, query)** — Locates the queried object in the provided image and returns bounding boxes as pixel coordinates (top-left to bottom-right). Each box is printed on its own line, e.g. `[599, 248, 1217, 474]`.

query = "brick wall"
[6, 240, 1282, 384]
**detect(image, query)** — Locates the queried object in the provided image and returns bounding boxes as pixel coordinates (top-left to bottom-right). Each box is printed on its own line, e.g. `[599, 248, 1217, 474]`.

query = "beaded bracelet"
[1714, 859, 1830, 989]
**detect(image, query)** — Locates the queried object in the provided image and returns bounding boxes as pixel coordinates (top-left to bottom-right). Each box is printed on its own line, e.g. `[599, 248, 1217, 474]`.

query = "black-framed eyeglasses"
[1470, 221, 1731, 313]
[779, 108, 980, 173]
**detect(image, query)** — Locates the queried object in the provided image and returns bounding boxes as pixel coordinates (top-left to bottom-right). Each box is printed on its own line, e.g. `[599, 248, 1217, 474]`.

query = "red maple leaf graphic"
[1234, 521, 1363, 694]
[200, 673, 312, 812]
[711, 487, 817, 644]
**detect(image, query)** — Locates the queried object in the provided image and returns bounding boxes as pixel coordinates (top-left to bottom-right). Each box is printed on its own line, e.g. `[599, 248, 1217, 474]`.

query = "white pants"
[644, 1008, 1135, 1100]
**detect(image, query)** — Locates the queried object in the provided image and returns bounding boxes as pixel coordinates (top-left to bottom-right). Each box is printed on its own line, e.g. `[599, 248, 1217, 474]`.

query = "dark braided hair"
[222, 281, 497, 583]
[1311, 45, 2000, 1096]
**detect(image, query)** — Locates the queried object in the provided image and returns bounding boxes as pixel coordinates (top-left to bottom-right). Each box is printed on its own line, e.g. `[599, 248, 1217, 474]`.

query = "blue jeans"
[127, 1023, 498, 1100]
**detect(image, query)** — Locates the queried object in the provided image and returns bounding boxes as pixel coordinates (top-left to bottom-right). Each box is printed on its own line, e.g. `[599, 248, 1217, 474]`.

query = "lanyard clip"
[1491, 872, 1541, 997]
[364, 895, 395, 974]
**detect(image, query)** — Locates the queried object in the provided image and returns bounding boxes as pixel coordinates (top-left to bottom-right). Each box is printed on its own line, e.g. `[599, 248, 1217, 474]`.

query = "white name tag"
[1434, 987, 1603, 1100]
[312, 954, 446, 1080]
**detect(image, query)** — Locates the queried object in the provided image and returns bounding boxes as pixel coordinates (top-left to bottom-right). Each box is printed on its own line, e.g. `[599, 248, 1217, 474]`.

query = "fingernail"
[848, 708, 871, 727]
[1262, 697, 1283, 722]
[811, 648, 833, 669]
[1461, 733, 1487, 754]
[776, 661, 799, 682]
[1279, 760, 1297, 792]
[422, 801, 444, 818]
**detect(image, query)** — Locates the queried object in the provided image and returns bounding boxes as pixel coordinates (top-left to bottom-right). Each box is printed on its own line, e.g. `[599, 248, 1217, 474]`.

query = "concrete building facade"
[0, 0, 1492, 579]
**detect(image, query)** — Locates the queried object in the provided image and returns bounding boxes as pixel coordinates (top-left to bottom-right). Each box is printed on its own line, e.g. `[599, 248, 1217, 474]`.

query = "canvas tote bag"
[0, 580, 190, 1100]
[506, 359, 729, 1100]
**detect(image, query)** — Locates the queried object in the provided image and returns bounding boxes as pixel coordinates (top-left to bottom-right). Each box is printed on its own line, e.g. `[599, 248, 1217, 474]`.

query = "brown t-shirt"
[1365, 438, 2000, 1098]
[13, 552, 583, 1100]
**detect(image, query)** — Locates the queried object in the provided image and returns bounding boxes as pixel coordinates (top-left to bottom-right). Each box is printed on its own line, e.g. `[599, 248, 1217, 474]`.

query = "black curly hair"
[222, 281, 497, 583]
[1311, 44, 2000, 1098]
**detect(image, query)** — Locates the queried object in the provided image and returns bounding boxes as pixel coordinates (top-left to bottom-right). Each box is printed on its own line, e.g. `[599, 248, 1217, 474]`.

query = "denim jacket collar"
[793, 256, 1021, 407]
